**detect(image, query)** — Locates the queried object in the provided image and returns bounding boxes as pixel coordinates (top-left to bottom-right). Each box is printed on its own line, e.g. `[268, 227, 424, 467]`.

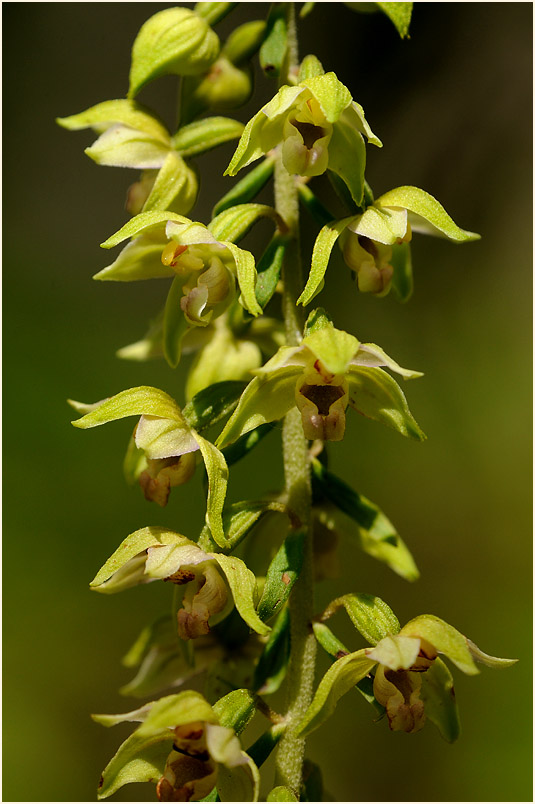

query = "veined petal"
[214, 554, 271, 636]
[225, 109, 271, 176]
[71, 386, 183, 428]
[195, 434, 229, 548]
[466, 639, 518, 669]
[85, 125, 171, 169]
[94, 234, 173, 282]
[376, 186, 480, 242]
[366, 634, 421, 671]
[56, 99, 170, 143]
[101, 211, 191, 249]
[347, 366, 426, 440]
[328, 118, 366, 206]
[301, 73, 352, 123]
[348, 206, 408, 245]
[343, 101, 382, 147]
[302, 326, 359, 374]
[224, 241, 262, 316]
[352, 343, 423, 378]
[216, 370, 301, 448]
[400, 615, 479, 675]
[96, 730, 171, 800]
[298, 217, 355, 306]
[135, 415, 199, 459]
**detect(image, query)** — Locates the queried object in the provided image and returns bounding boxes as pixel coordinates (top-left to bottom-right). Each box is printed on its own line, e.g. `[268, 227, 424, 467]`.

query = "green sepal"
[298, 54, 325, 81]
[297, 217, 353, 306]
[71, 386, 183, 428]
[302, 73, 352, 123]
[328, 118, 366, 206]
[390, 241, 413, 303]
[224, 241, 262, 317]
[101, 211, 190, 249]
[465, 639, 517, 669]
[296, 650, 376, 737]
[85, 126, 170, 169]
[323, 593, 401, 645]
[257, 530, 306, 622]
[141, 152, 199, 215]
[96, 730, 171, 800]
[376, 2, 413, 39]
[123, 434, 146, 484]
[222, 423, 275, 467]
[376, 186, 480, 241]
[302, 323, 359, 374]
[267, 787, 298, 802]
[94, 233, 171, 282]
[223, 20, 267, 65]
[312, 622, 385, 715]
[163, 276, 190, 368]
[214, 158, 275, 216]
[347, 366, 426, 440]
[56, 99, 170, 142]
[128, 7, 220, 97]
[213, 689, 257, 734]
[253, 607, 290, 694]
[172, 117, 245, 157]
[209, 203, 281, 244]
[255, 234, 287, 309]
[201, 500, 285, 554]
[259, 4, 288, 77]
[311, 459, 419, 581]
[185, 325, 261, 401]
[213, 554, 270, 636]
[196, 434, 229, 549]
[421, 657, 461, 743]
[401, 615, 478, 674]
[120, 617, 189, 699]
[117, 312, 164, 361]
[194, 2, 237, 25]
[182, 380, 247, 431]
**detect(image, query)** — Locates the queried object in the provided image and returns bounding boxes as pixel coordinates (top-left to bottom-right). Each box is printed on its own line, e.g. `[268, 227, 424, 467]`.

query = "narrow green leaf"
[172, 117, 244, 157]
[129, 7, 220, 97]
[390, 241, 413, 303]
[296, 650, 376, 737]
[246, 724, 285, 769]
[257, 530, 305, 622]
[214, 158, 275, 216]
[182, 380, 247, 431]
[376, 2, 413, 39]
[253, 607, 290, 694]
[297, 217, 353, 306]
[259, 4, 288, 77]
[421, 657, 461, 743]
[324, 593, 401, 645]
[311, 460, 419, 581]
[255, 234, 287, 309]
[376, 186, 480, 241]
[71, 386, 183, 428]
[297, 183, 335, 228]
[300, 2, 315, 18]
[222, 422, 275, 467]
[214, 554, 271, 636]
[347, 366, 426, 440]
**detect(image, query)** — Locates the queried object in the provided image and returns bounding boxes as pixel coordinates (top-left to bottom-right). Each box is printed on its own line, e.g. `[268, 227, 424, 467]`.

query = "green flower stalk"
[60, 3, 516, 801]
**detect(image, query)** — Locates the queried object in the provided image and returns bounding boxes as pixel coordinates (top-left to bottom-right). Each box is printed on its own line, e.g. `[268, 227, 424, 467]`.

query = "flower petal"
[71, 386, 183, 428]
[400, 615, 479, 675]
[376, 186, 480, 241]
[195, 434, 229, 548]
[352, 343, 423, 378]
[347, 367, 426, 440]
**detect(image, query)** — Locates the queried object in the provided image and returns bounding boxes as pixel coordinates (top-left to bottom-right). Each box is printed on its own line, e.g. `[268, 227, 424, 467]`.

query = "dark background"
[3, 3, 532, 801]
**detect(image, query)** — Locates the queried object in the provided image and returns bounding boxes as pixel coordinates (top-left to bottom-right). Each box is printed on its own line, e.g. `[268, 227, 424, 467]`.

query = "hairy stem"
[273, 4, 317, 796]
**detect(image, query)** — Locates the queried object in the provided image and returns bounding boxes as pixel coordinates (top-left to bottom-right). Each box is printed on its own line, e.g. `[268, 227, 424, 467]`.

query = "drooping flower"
[298, 185, 480, 305]
[226, 72, 381, 205]
[217, 312, 425, 448]
[95, 212, 262, 367]
[93, 690, 260, 801]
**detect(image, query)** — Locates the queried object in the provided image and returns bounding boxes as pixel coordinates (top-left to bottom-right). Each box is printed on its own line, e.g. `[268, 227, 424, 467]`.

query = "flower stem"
[273, 4, 317, 796]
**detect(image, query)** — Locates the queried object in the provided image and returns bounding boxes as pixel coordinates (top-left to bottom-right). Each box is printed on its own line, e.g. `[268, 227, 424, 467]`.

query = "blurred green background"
[3, 3, 532, 801]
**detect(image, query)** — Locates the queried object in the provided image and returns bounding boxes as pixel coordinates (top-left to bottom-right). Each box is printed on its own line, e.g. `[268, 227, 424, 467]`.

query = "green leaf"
[347, 366, 426, 440]
[297, 217, 353, 306]
[101, 211, 190, 249]
[224, 241, 262, 317]
[216, 370, 299, 448]
[56, 99, 170, 142]
[267, 787, 298, 802]
[328, 118, 366, 206]
[172, 117, 244, 157]
[209, 203, 281, 243]
[90, 527, 186, 589]
[324, 593, 401, 645]
[259, 4, 288, 77]
[85, 126, 170, 169]
[223, 20, 267, 65]
[163, 276, 190, 368]
[390, 241, 413, 303]
[214, 157, 275, 216]
[222, 422, 275, 467]
[213, 554, 270, 636]
[246, 725, 285, 769]
[129, 7, 220, 97]
[298, 54, 325, 81]
[94, 233, 172, 282]
[196, 434, 229, 549]
[257, 530, 305, 622]
[194, 2, 237, 25]
[311, 460, 419, 581]
[400, 615, 479, 675]
[296, 650, 376, 737]
[255, 234, 287, 309]
[97, 730, 171, 800]
[183, 380, 247, 431]
[142, 152, 198, 215]
[213, 689, 257, 735]
[376, 186, 480, 242]
[71, 386, 183, 428]
[421, 658, 461, 743]
[376, 2, 413, 38]
[253, 607, 290, 694]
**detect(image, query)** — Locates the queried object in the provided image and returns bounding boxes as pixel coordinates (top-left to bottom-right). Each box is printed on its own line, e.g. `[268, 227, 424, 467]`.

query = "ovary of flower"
[161, 242, 235, 326]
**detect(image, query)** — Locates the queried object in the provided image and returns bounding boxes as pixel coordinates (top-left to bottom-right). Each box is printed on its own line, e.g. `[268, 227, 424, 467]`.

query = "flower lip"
[300, 382, 346, 415]
[290, 118, 326, 148]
